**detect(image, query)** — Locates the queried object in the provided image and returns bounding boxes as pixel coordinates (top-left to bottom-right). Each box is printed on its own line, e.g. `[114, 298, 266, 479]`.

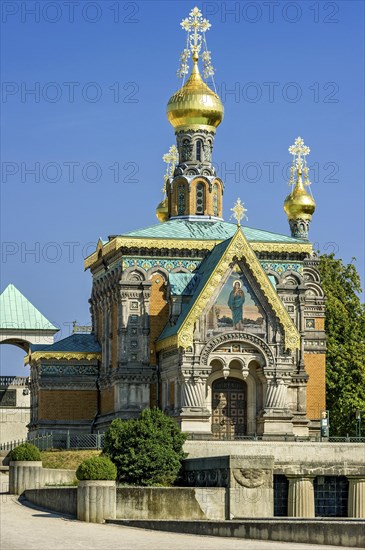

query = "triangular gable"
[157, 228, 300, 352]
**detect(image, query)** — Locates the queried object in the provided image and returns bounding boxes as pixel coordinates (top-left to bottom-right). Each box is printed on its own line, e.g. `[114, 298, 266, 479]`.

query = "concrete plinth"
[9, 461, 42, 495]
[287, 476, 315, 517]
[348, 477, 365, 518]
[77, 480, 116, 523]
[256, 410, 295, 438]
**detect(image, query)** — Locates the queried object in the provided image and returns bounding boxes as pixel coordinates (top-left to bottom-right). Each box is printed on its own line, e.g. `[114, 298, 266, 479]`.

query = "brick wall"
[315, 318, 325, 331]
[100, 387, 115, 414]
[39, 390, 97, 421]
[304, 353, 326, 419]
[150, 274, 169, 364]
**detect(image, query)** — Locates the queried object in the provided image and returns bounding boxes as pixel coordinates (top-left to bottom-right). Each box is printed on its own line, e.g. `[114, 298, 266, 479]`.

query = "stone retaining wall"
[106, 519, 365, 548]
[117, 487, 227, 520]
[184, 440, 365, 467]
[24, 487, 77, 516]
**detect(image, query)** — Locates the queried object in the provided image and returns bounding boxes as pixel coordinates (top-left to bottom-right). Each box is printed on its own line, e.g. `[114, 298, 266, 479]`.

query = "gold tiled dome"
[284, 171, 316, 220]
[156, 198, 169, 223]
[167, 57, 224, 132]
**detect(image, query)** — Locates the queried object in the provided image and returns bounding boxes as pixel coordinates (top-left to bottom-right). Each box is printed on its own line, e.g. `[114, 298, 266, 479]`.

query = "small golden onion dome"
[167, 56, 224, 132]
[284, 170, 316, 220]
[156, 198, 169, 223]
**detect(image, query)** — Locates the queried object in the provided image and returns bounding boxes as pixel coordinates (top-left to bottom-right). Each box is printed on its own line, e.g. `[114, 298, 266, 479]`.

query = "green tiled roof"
[159, 238, 232, 341]
[124, 219, 307, 243]
[0, 284, 58, 331]
[169, 273, 201, 295]
[31, 333, 101, 353]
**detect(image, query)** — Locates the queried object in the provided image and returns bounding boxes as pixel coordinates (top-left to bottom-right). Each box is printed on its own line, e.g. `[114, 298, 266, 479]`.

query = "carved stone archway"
[200, 331, 275, 370]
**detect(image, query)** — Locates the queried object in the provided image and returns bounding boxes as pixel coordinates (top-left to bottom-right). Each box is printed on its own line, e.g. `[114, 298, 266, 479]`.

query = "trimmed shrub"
[103, 408, 187, 486]
[9, 443, 41, 462]
[76, 455, 117, 481]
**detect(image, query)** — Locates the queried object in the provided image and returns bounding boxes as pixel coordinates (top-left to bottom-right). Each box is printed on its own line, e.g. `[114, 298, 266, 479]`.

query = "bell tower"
[158, 7, 225, 222]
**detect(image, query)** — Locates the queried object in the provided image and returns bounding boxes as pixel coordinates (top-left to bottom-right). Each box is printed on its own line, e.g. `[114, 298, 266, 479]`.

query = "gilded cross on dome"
[289, 136, 310, 170]
[288, 136, 311, 187]
[162, 145, 179, 194]
[231, 198, 248, 227]
[177, 7, 214, 80]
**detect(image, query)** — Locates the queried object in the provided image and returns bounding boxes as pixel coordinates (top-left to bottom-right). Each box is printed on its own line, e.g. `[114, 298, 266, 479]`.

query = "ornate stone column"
[141, 283, 151, 364]
[177, 369, 210, 434]
[348, 477, 365, 518]
[287, 475, 315, 517]
[119, 287, 128, 365]
[181, 377, 206, 408]
[265, 378, 288, 409]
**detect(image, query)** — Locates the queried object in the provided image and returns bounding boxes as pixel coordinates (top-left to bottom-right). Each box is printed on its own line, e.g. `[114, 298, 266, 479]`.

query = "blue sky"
[1, 1, 364, 375]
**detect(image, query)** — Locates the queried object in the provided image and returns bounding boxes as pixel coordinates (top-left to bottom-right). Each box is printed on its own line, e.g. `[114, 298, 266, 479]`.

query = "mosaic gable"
[206, 272, 266, 340]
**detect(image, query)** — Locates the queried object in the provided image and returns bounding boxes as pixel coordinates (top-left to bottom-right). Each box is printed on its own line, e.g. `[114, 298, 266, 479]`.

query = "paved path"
[0, 474, 352, 550]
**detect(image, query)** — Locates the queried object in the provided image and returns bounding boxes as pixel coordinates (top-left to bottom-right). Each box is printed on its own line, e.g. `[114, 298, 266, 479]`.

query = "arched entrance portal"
[211, 377, 246, 439]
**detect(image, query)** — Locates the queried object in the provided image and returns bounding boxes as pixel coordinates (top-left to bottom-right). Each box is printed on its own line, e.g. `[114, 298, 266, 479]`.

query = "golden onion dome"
[284, 171, 316, 221]
[156, 198, 169, 223]
[167, 56, 224, 132]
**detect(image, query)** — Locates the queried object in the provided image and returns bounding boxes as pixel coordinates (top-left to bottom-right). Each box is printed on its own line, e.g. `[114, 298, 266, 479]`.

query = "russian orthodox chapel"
[27, 8, 326, 440]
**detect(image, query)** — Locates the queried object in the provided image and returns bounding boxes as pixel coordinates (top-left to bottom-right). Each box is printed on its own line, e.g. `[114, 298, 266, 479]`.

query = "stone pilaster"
[287, 475, 315, 517]
[348, 477, 365, 518]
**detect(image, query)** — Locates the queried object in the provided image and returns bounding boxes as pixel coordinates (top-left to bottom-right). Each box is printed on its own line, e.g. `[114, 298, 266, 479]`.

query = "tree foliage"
[103, 408, 187, 486]
[76, 455, 117, 481]
[318, 254, 365, 436]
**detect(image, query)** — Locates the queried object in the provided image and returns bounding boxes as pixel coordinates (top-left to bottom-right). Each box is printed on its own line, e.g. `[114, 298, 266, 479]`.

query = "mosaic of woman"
[228, 280, 245, 329]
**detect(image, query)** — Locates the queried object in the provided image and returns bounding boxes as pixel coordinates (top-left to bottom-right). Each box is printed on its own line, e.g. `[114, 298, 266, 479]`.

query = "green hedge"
[76, 455, 117, 481]
[9, 443, 41, 462]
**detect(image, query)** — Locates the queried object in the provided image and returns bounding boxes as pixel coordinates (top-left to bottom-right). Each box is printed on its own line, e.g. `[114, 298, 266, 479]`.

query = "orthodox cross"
[231, 198, 248, 227]
[288, 136, 311, 187]
[177, 7, 214, 80]
[162, 145, 179, 195]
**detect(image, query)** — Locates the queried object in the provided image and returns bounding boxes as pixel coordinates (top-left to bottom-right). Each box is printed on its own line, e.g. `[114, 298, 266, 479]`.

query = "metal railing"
[53, 432, 104, 450]
[0, 376, 29, 387]
[187, 433, 365, 443]
[0, 433, 53, 451]
[0, 432, 105, 452]
[1, 431, 364, 452]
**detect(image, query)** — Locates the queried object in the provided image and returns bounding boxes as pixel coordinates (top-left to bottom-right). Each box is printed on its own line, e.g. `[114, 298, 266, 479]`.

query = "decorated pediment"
[157, 228, 300, 352]
[205, 270, 267, 340]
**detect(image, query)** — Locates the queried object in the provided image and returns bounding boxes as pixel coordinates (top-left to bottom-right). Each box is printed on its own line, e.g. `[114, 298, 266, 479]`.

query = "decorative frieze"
[40, 365, 98, 377]
[261, 262, 303, 276]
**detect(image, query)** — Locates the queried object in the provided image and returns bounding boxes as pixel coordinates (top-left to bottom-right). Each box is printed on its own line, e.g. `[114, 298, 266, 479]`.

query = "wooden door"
[211, 378, 246, 439]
